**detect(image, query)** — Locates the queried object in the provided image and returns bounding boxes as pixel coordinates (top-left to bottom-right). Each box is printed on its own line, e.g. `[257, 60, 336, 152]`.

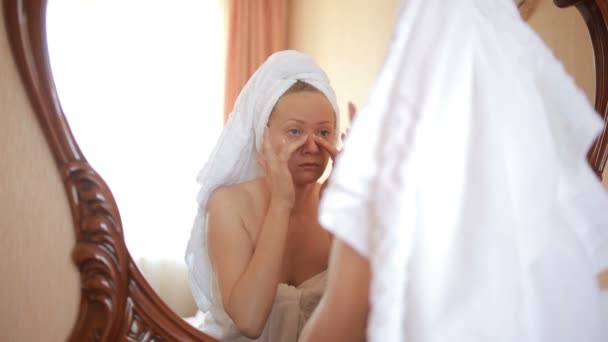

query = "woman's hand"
[258, 129, 308, 208]
[315, 136, 338, 197]
[318, 102, 358, 197]
[317, 101, 358, 161]
[314, 135, 339, 162]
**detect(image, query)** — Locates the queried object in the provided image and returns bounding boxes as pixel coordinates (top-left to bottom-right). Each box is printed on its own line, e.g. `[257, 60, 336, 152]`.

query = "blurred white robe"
[319, 0, 608, 341]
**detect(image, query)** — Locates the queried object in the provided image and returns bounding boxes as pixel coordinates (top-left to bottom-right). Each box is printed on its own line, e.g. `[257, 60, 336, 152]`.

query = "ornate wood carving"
[555, 0, 608, 178]
[3, 1, 215, 341]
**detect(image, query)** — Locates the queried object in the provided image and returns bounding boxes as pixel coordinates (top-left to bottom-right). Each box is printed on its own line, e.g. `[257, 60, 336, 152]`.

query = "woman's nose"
[302, 134, 320, 154]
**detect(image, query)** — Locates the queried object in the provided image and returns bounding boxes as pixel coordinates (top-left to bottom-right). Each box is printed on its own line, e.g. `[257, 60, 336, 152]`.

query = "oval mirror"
[45, 0, 226, 321]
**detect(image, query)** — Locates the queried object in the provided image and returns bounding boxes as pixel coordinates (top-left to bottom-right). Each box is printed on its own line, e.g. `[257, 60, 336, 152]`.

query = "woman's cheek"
[320, 134, 334, 143]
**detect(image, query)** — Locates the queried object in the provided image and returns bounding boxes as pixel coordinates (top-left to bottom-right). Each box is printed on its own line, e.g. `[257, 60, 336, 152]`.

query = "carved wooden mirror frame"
[554, 0, 608, 177]
[3, 0, 606, 341]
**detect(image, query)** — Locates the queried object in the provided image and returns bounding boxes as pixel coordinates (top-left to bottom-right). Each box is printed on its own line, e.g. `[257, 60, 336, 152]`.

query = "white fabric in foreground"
[320, 0, 608, 341]
[185, 50, 339, 340]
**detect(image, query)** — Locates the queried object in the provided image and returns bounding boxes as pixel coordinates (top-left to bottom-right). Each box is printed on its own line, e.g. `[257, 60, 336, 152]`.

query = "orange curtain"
[224, 0, 288, 122]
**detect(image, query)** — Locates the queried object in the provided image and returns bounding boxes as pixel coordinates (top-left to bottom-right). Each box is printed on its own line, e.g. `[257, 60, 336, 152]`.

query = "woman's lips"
[299, 162, 320, 168]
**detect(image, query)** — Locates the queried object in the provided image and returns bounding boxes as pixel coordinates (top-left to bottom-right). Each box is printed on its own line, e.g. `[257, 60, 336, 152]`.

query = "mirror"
[3, 0, 607, 340]
[43, 0, 401, 330]
[45, 0, 226, 320]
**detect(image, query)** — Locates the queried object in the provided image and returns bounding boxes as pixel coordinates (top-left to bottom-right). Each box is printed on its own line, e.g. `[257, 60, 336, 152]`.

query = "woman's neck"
[291, 182, 319, 216]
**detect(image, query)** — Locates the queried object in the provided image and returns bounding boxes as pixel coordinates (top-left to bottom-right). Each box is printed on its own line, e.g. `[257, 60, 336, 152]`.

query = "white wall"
[288, 0, 399, 128]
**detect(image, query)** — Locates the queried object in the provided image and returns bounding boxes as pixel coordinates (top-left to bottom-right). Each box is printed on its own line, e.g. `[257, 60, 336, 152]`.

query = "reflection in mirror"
[46, 0, 225, 319]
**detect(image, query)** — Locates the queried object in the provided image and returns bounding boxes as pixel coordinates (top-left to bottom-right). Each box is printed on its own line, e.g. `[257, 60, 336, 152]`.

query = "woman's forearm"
[226, 199, 292, 337]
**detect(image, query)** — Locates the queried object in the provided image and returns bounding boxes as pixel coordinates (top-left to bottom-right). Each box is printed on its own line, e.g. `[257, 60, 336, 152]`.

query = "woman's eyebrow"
[284, 119, 306, 124]
[283, 119, 333, 125]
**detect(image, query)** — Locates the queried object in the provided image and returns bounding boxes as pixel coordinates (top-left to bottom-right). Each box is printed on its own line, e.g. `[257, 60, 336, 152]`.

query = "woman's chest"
[281, 220, 331, 286]
[242, 202, 331, 286]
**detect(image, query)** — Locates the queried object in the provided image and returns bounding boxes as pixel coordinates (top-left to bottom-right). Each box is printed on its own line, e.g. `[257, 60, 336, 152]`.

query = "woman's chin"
[292, 171, 323, 185]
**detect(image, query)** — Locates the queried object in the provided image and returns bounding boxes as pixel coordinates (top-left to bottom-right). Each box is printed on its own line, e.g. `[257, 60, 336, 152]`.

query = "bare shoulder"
[206, 184, 252, 251]
[207, 178, 268, 241]
[208, 178, 266, 210]
[208, 183, 246, 209]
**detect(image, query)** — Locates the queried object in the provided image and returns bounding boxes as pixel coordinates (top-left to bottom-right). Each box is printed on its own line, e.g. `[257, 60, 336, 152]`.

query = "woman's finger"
[314, 135, 339, 161]
[257, 154, 268, 173]
[281, 134, 309, 160]
[348, 101, 357, 122]
[262, 129, 277, 160]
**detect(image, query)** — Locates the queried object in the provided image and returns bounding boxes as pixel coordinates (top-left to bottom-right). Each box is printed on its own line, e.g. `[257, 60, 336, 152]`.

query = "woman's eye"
[319, 130, 331, 137]
[287, 128, 301, 136]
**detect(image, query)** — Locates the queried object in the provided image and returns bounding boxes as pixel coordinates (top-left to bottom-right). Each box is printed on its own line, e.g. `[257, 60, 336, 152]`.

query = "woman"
[185, 50, 341, 341]
[300, 0, 608, 341]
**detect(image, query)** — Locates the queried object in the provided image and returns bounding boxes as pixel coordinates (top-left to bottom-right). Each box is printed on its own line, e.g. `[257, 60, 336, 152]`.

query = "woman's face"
[267, 91, 336, 185]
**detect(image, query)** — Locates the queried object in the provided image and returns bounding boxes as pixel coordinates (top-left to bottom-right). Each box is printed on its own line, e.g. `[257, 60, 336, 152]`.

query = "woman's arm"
[299, 238, 371, 342]
[207, 188, 291, 338]
[208, 132, 309, 338]
[599, 270, 608, 290]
